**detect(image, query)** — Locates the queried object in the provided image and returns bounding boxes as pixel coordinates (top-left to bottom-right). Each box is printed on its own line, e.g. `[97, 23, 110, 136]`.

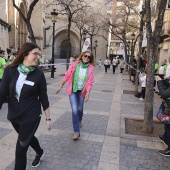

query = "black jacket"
[157, 79, 170, 105]
[0, 66, 49, 123]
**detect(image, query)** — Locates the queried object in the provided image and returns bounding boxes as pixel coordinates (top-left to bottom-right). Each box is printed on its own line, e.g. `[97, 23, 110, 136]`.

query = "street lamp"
[106, 44, 109, 58]
[50, 9, 58, 79]
[94, 40, 98, 59]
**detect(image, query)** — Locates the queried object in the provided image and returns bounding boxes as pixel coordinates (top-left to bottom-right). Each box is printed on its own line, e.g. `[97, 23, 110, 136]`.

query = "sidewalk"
[0, 65, 169, 170]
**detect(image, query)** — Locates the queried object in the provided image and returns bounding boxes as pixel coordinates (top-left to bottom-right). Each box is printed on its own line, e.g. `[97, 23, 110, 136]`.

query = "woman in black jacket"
[0, 42, 52, 169]
[156, 76, 170, 156]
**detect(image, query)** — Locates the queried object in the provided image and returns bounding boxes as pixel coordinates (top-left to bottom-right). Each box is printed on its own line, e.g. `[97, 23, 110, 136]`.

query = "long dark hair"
[10, 42, 40, 67]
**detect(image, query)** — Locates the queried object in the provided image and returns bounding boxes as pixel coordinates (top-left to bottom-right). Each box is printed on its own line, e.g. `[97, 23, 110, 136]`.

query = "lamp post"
[106, 44, 109, 58]
[130, 32, 136, 82]
[94, 40, 98, 60]
[50, 9, 58, 79]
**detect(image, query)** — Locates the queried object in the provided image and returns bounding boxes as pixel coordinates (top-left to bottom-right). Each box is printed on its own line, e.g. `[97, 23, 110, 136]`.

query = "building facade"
[0, 0, 110, 61]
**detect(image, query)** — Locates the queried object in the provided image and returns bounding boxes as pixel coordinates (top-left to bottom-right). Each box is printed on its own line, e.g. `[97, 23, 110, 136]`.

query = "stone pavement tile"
[0, 146, 15, 170]
[0, 131, 17, 148]
[99, 111, 110, 116]
[79, 132, 90, 140]
[120, 142, 170, 170]
[120, 138, 137, 147]
[84, 110, 99, 115]
[88, 134, 104, 143]
[100, 136, 120, 164]
[19, 134, 102, 170]
[98, 162, 119, 170]
[42, 128, 61, 136]
[52, 111, 109, 135]
[0, 122, 13, 130]
[84, 100, 112, 112]
[52, 102, 71, 109]
[56, 96, 69, 102]
[0, 127, 12, 140]
[48, 95, 61, 105]
[137, 140, 166, 150]
[50, 107, 70, 115]
[88, 85, 115, 92]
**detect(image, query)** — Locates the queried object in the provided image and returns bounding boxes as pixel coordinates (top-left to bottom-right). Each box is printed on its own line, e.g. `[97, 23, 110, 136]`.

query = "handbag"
[161, 100, 170, 115]
[156, 106, 170, 124]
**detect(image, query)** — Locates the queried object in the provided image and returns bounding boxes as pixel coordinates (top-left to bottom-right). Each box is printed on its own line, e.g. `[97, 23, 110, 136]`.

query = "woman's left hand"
[46, 120, 52, 131]
[156, 76, 162, 81]
[85, 93, 89, 102]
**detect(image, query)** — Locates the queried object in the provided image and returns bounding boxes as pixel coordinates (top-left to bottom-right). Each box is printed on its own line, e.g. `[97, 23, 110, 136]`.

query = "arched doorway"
[60, 40, 72, 59]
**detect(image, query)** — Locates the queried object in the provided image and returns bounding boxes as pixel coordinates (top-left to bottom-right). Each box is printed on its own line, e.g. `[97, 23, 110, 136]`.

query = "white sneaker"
[140, 98, 143, 101]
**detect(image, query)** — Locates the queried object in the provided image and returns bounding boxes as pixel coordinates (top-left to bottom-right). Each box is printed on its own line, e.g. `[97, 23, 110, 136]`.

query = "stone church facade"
[0, 0, 110, 61]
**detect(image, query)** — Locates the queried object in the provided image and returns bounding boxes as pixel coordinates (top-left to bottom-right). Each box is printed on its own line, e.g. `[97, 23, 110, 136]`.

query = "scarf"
[18, 63, 35, 75]
[73, 61, 88, 92]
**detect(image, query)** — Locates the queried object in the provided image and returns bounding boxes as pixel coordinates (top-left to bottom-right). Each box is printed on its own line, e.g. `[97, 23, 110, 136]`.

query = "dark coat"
[0, 66, 49, 123]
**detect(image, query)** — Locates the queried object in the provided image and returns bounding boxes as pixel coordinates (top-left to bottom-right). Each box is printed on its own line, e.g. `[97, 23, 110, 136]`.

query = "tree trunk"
[80, 30, 82, 53]
[143, 0, 167, 133]
[27, 21, 36, 44]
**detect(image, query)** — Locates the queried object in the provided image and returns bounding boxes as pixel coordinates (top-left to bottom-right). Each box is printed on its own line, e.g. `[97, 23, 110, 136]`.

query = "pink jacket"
[62, 60, 94, 97]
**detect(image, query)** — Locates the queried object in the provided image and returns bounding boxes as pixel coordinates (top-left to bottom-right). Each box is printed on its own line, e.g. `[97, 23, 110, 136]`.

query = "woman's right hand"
[56, 87, 61, 94]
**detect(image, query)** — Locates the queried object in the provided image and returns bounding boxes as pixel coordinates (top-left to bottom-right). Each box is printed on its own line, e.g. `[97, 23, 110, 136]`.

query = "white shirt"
[159, 65, 165, 75]
[98, 60, 102, 65]
[104, 59, 109, 65]
[16, 69, 27, 100]
[78, 67, 87, 90]
[139, 75, 146, 87]
[112, 59, 117, 66]
[166, 64, 170, 78]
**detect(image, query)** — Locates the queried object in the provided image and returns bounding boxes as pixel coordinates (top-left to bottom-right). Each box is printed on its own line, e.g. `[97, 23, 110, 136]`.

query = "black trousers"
[112, 65, 116, 73]
[141, 87, 145, 99]
[120, 68, 124, 73]
[104, 65, 108, 73]
[11, 117, 42, 170]
[163, 124, 170, 150]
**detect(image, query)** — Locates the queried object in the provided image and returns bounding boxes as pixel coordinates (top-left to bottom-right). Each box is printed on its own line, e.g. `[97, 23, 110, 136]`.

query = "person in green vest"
[155, 63, 159, 75]
[0, 50, 7, 82]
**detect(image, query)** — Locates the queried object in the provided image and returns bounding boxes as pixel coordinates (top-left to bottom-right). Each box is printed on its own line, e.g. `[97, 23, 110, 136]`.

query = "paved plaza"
[0, 64, 169, 170]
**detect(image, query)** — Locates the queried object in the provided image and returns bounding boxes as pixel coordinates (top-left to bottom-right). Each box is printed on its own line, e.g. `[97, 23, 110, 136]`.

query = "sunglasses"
[84, 55, 91, 59]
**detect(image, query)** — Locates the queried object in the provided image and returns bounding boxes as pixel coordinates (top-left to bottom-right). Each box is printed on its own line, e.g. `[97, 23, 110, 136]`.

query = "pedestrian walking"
[154, 62, 159, 92]
[104, 57, 109, 74]
[0, 42, 52, 170]
[112, 56, 117, 74]
[158, 59, 167, 79]
[165, 57, 170, 79]
[119, 58, 124, 73]
[98, 59, 102, 68]
[69, 55, 75, 66]
[56, 50, 94, 140]
[139, 71, 147, 100]
[0, 50, 7, 82]
[156, 75, 170, 156]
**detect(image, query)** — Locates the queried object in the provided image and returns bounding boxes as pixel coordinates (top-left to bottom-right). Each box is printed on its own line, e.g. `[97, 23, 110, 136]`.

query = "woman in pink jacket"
[56, 51, 94, 140]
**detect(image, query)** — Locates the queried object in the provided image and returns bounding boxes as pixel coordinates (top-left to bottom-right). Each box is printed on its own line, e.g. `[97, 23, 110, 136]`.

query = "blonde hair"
[76, 51, 95, 66]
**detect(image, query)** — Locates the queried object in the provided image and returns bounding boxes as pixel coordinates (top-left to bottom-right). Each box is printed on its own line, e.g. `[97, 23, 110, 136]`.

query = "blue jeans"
[69, 91, 85, 132]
